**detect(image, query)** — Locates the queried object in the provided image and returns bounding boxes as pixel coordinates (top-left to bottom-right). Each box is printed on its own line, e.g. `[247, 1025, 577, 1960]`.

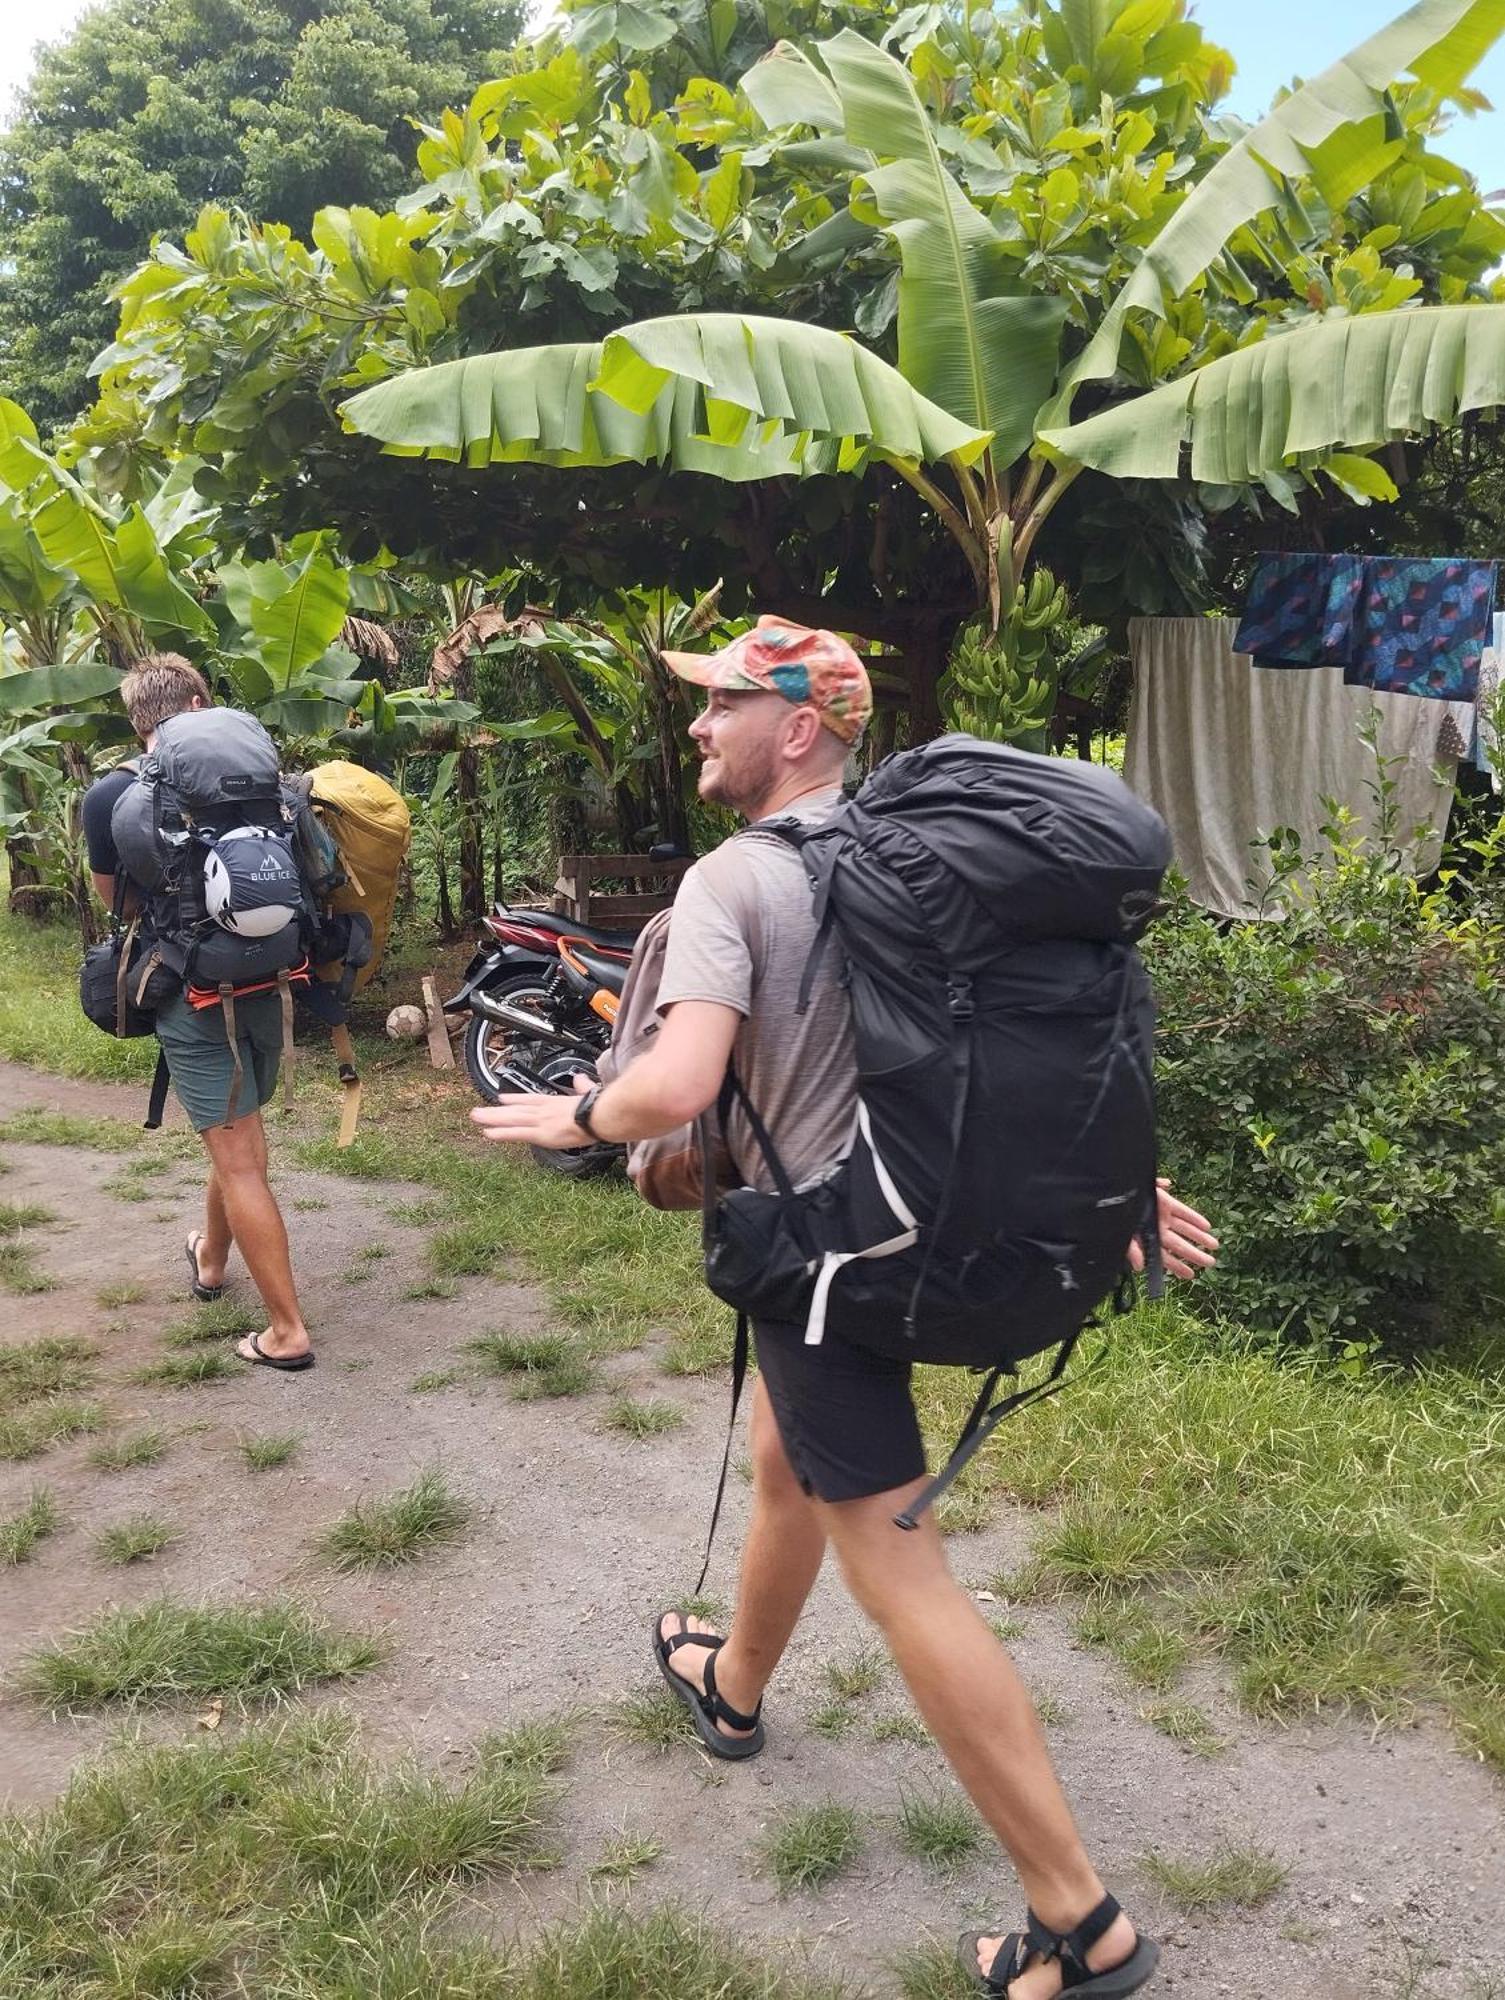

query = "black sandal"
[185, 1233, 225, 1302]
[958, 1894, 1159, 1997]
[652, 1612, 766, 1761]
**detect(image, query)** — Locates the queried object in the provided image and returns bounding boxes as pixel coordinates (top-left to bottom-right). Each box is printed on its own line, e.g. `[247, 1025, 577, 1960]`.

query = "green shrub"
[1148, 793, 1505, 1352]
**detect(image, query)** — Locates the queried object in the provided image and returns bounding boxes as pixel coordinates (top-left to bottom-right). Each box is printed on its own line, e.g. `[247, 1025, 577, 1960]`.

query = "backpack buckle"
[946, 974, 975, 1021]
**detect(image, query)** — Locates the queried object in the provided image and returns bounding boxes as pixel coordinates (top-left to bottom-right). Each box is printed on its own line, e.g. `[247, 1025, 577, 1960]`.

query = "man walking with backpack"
[83, 654, 314, 1371]
[472, 618, 1217, 1998]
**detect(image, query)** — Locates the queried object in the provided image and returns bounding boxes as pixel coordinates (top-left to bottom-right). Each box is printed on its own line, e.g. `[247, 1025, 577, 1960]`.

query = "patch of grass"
[0, 1708, 610, 1999]
[0, 1199, 54, 1235]
[934, 1480, 994, 1534]
[468, 1331, 595, 1400]
[1, 1488, 58, 1564]
[1032, 1693, 1070, 1726]
[590, 1831, 664, 1881]
[239, 1432, 301, 1472]
[430, 1224, 507, 1278]
[0, 1335, 96, 1408]
[89, 1428, 169, 1473]
[914, 1298, 1505, 1742]
[871, 1712, 930, 1746]
[1140, 1700, 1226, 1759]
[809, 1700, 857, 1740]
[678, 1593, 726, 1623]
[102, 1159, 160, 1203]
[895, 1788, 984, 1870]
[341, 1263, 372, 1285]
[389, 1198, 444, 1226]
[989, 1615, 1026, 1642]
[613, 1687, 692, 1753]
[824, 1645, 886, 1702]
[404, 1277, 460, 1301]
[0, 1236, 53, 1293]
[895, 1938, 976, 2000]
[0, 1399, 103, 1461]
[164, 1299, 262, 1346]
[0, 1107, 142, 1149]
[760, 1801, 863, 1894]
[1077, 1599, 1191, 1691]
[1142, 1843, 1288, 1914]
[292, 1195, 328, 1212]
[95, 1279, 147, 1308]
[358, 1241, 391, 1262]
[510, 1904, 851, 1999]
[410, 1367, 464, 1392]
[477, 1717, 574, 1777]
[1457, 1692, 1505, 1774]
[134, 1349, 238, 1389]
[96, 1515, 177, 1565]
[15, 1600, 383, 1710]
[319, 1469, 468, 1570]
[602, 1395, 684, 1440]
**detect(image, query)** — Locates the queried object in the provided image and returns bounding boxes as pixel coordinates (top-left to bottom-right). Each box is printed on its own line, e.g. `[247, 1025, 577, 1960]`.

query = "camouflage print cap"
[661, 615, 872, 745]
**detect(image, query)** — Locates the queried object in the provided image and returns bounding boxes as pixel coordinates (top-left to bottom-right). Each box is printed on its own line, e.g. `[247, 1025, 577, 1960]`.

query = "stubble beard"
[698, 737, 780, 819]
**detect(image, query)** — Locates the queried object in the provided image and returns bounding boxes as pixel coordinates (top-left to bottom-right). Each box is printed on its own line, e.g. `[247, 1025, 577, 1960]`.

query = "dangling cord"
[277, 969, 295, 1112]
[694, 1311, 750, 1594]
[219, 983, 243, 1127]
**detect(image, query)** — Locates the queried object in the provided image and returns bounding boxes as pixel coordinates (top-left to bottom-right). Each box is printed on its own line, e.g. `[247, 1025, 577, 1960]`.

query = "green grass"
[239, 1431, 301, 1471]
[96, 1515, 177, 1565]
[1076, 1598, 1191, 1691]
[318, 1470, 468, 1570]
[824, 1645, 887, 1702]
[914, 1298, 1505, 1762]
[613, 1687, 693, 1753]
[0, 1399, 103, 1461]
[95, 1279, 147, 1308]
[589, 1831, 664, 1881]
[0, 1236, 54, 1293]
[895, 1788, 984, 1870]
[0, 1198, 54, 1234]
[404, 1277, 460, 1301]
[163, 1299, 262, 1346]
[14, 1600, 383, 1710]
[760, 1801, 864, 1894]
[894, 1939, 975, 2000]
[0, 1711, 705, 2000]
[358, 1241, 391, 1262]
[468, 1330, 596, 1400]
[0, 912, 160, 1083]
[602, 1395, 685, 1439]
[1142, 1843, 1289, 1913]
[1140, 1700, 1226, 1758]
[809, 1700, 858, 1740]
[1, 1488, 59, 1564]
[871, 1713, 930, 1747]
[89, 1428, 169, 1473]
[134, 1349, 238, 1389]
[410, 1366, 464, 1392]
[292, 1195, 328, 1212]
[0, 1106, 158, 1151]
[0, 1335, 96, 1409]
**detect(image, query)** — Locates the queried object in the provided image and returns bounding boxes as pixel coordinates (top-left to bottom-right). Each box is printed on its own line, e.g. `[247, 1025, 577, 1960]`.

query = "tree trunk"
[905, 621, 949, 741]
[456, 746, 485, 921]
[5, 836, 48, 919]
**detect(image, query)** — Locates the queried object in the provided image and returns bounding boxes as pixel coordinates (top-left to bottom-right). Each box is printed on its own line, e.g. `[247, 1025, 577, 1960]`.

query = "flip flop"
[958, 1894, 1159, 1997]
[238, 1332, 315, 1373]
[652, 1611, 765, 1761]
[185, 1233, 225, 1302]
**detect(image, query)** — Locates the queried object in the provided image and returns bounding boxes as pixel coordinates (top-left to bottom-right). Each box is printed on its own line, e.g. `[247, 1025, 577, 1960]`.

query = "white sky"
[1, 0, 95, 118]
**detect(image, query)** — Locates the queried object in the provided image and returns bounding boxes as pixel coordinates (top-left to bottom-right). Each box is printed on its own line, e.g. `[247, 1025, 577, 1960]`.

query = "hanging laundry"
[1127, 617, 1466, 920]
[1233, 552, 1366, 665]
[1476, 613, 1503, 792]
[1343, 557, 1497, 703]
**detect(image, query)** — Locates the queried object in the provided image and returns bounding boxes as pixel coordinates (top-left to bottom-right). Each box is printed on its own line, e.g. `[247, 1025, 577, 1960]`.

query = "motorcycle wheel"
[527, 1049, 621, 1180]
[463, 976, 558, 1103]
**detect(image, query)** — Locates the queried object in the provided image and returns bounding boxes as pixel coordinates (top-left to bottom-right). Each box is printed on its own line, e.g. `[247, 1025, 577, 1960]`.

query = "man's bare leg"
[658, 1378, 826, 1737]
[822, 1486, 1141, 2000]
[200, 1112, 311, 1361]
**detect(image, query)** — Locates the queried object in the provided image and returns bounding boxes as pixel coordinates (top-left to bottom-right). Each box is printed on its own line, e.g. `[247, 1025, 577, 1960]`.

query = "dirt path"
[1, 1057, 1500, 1999]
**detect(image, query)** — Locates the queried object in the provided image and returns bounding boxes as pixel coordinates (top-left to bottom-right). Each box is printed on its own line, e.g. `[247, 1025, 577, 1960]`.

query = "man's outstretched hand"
[1131, 1178, 1219, 1281]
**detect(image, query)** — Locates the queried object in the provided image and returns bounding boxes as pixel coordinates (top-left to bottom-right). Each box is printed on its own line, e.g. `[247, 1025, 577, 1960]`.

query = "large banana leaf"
[1039, 302, 1505, 481]
[341, 315, 991, 476]
[0, 501, 71, 621]
[249, 550, 352, 687]
[811, 30, 1066, 459]
[0, 659, 123, 716]
[1040, 0, 1505, 431]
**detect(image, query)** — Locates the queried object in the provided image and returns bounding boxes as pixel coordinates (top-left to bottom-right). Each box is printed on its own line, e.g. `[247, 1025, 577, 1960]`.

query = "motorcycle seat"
[566, 941, 630, 995]
[497, 904, 642, 949]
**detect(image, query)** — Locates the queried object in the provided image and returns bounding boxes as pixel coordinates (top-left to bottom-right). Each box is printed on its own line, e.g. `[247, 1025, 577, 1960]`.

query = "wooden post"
[421, 974, 454, 1070]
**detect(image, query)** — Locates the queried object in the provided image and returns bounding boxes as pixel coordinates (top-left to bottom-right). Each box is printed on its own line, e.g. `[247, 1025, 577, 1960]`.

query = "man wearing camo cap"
[473, 614, 1193, 2000]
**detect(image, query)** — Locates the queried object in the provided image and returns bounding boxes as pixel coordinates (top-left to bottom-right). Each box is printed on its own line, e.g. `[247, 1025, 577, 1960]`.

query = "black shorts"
[753, 1317, 927, 1503]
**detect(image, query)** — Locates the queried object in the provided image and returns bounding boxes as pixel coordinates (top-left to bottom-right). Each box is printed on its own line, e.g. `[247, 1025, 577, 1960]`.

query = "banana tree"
[343, 0, 1505, 735]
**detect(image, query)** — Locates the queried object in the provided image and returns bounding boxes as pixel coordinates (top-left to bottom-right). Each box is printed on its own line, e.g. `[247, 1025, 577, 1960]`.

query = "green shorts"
[155, 989, 285, 1132]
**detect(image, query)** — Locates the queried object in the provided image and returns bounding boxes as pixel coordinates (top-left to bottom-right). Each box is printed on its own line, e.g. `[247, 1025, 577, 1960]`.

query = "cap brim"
[658, 648, 721, 686]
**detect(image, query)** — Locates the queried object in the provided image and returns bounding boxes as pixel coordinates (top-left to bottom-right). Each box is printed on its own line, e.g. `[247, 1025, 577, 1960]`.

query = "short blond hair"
[121, 653, 211, 738]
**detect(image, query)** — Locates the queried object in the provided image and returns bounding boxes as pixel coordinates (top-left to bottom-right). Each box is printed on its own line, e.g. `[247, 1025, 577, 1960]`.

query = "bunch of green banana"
[941, 563, 1068, 745]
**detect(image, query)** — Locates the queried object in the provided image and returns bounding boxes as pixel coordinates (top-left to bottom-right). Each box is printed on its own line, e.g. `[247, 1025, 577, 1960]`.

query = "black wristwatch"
[573, 1083, 606, 1139]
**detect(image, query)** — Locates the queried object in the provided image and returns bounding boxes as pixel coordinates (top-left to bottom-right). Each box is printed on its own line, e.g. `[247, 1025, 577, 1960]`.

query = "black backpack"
[700, 735, 1172, 1528]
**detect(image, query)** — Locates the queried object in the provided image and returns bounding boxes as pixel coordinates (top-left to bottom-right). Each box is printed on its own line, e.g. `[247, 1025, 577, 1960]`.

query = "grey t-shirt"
[656, 787, 856, 1193]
